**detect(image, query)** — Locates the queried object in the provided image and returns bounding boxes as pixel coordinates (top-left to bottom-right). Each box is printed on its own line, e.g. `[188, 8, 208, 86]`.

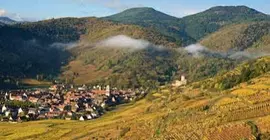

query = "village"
[0, 84, 147, 122]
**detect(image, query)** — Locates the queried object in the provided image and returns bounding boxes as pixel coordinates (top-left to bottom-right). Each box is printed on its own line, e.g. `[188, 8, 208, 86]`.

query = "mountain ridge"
[105, 6, 270, 44]
[0, 17, 17, 25]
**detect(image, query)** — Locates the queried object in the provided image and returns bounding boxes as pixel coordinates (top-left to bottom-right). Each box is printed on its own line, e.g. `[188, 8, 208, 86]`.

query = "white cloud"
[97, 35, 150, 50]
[50, 42, 78, 50]
[0, 9, 7, 16]
[184, 44, 208, 55]
[183, 43, 269, 59]
[0, 8, 38, 21]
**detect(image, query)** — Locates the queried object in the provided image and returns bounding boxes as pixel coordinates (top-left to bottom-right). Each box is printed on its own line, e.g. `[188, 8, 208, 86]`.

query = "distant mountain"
[104, 7, 195, 46]
[182, 6, 270, 40]
[0, 17, 17, 25]
[104, 7, 177, 23]
[105, 6, 270, 45]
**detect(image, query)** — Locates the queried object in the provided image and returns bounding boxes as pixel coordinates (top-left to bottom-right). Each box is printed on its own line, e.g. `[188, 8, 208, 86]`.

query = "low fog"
[97, 35, 150, 50]
[50, 42, 78, 50]
[183, 43, 269, 59]
[46, 34, 268, 60]
[183, 44, 209, 57]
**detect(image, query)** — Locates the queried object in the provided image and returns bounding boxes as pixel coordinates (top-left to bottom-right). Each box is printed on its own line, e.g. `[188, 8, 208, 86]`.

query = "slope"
[183, 6, 270, 40]
[0, 16, 235, 89]
[193, 56, 270, 90]
[200, 21, 270, 53]
[0, 17, 89, 88]
[104, 7, 195, 46]
[61, 18, 235, 88]
[1, 56, 269, 139]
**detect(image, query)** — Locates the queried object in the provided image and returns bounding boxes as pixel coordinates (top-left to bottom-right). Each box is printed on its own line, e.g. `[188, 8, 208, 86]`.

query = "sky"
[0, 0, 270, 21]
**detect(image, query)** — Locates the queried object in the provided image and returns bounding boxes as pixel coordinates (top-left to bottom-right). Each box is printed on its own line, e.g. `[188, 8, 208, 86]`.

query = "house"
[57, 104, 65, 111]
[91, 112, 98, 118]
[37, 114, 47, 120]
[18, 108, 24, 114]
[9, 93, 14, 101]
[9, 116, 13, 121]
[22, 93, 28, 100]
[105, 85, 110, 96]
[39, 108, 50, 115]
[101, 102, 106, 108]
[86, 114, 92, 120]
[78, 87, 86, 91]
[67, 111, 73, 116]
[79, 116, 84, 121]
[5, 110, 10, 117]
[28, 97, 38, 103]
[49, 85, 58, 91]
[2, 105, 7, 113]
[47, 111, 61, 119]
[14, 96, 22, 101]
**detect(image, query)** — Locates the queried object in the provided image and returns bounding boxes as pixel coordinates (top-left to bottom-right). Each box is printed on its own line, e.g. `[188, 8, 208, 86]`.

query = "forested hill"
[200, 21, 270, 53]
[182, 6, 270, 40]
[1, 6, 270, 89]
[105, 6, 270, 45]
[0, 17, 91, 88]
[103, 7, 195, 46]
[0, 17, 181, 88]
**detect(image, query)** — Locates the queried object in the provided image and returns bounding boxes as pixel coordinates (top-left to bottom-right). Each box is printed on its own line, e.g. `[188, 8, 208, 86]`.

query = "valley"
[0, 4, 269, 140]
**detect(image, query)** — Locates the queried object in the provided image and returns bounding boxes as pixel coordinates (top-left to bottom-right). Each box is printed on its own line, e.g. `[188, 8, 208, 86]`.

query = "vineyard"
[0, 58, 269, 139]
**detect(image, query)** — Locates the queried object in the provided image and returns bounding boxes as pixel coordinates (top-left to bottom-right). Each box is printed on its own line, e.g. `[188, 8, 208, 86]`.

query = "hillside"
[104, 7, 195, 46]
[1, 56, 269, 139]
[1, 6, 269, 89]
[193, 56, 270, 90]
[182, 6, 270, 40]
[0, 17, 185, 88]
[200, 21, 270, 52]
[62, 18, 235, 88]
[0, 18, 90, 88]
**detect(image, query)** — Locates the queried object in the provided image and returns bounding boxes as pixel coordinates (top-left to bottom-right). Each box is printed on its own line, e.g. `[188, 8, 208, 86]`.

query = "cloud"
[0, 8, 22, 21]
[183, 44, 208, 57]
[0, 8, 38, 21]
[50, 42, 78, 50]
[228, 51, 269, 60]
[97, 35, 150, 50]
[182, 43, 269, 59]
[0, 9, 7, 16]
